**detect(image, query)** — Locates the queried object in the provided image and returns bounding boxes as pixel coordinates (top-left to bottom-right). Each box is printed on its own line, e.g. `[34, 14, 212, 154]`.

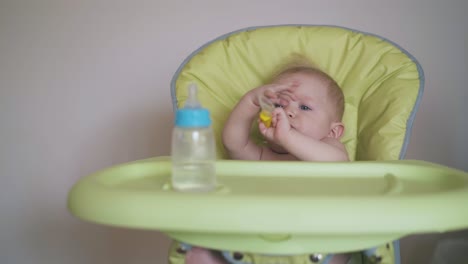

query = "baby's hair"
[270, 54, 345, 121]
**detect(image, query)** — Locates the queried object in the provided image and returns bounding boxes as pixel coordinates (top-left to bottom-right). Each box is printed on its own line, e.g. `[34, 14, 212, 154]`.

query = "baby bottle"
[171, 83, 217, 192]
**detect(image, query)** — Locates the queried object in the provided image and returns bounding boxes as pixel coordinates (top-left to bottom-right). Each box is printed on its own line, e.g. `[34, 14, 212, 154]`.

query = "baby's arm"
[283, 131, 348, 161]
[222, 84, 292, 160]
[222, 90, 262, 160]
[259, 108, 349, 162]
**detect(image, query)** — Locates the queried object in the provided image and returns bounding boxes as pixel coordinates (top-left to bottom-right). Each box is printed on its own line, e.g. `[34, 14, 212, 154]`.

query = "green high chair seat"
[68, 25, 468, 264]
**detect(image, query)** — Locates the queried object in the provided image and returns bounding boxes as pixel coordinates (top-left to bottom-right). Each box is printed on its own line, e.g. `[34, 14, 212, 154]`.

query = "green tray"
[67, 157, 468, 254]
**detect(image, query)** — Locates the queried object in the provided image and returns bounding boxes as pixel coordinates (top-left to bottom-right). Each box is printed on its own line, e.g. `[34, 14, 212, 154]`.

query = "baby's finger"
[258, 121, 274, 140]
[276, 93, 295, 107]
[272, 108, 289, 126]
[262, 82, 295, 94]
[277, 97, 289, 107]
[258, 121, 267, 134]
[270, 108, 282, 127]
[263, 89, 277, 99]
[278, 90, 297, 101]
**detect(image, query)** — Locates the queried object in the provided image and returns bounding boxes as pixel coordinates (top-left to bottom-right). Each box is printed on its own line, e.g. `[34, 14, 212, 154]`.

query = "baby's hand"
[248, 82, 297, 108]
[259, 108, 293, 146]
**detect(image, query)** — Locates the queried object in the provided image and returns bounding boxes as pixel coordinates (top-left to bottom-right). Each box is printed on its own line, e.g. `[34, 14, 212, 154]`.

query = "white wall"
[1, 1, 467, 263]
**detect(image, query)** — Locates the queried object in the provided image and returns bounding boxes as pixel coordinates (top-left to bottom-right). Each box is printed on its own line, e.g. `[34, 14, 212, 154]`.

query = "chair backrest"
[171, 25, 424, 161]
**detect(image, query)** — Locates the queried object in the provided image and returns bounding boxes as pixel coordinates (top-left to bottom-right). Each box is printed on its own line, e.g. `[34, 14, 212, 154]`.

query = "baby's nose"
[285, 107, 295, 118]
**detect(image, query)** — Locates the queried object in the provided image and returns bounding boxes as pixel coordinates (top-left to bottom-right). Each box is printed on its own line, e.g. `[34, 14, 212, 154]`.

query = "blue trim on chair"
[322, 254, 334, 264]
[393, 240, 402, 264]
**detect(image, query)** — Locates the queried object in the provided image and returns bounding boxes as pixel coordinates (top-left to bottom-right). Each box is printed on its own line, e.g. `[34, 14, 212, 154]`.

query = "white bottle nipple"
[184, 83, 201, 109]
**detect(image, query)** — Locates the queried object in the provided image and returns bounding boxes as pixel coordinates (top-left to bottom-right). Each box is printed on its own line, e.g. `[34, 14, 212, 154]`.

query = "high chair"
[68, 25, 468, 264]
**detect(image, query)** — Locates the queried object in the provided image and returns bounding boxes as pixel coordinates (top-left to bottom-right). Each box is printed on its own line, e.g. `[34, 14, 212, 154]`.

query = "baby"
[223, 65, 348, 162]
[184, 60, 351, 264]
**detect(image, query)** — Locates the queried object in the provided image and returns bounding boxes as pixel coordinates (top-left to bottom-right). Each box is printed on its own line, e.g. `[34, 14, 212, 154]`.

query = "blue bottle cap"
[175, 83, 212, 128]
[175, 108, 211, 128]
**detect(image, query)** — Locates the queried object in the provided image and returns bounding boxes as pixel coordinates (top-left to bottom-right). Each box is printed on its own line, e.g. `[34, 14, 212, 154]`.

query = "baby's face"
[274, 72, 338, 140]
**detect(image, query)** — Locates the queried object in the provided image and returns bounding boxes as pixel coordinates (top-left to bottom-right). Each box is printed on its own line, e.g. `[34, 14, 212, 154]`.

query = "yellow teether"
[258, 94, 274, 128]
[259, 110, 272, 127]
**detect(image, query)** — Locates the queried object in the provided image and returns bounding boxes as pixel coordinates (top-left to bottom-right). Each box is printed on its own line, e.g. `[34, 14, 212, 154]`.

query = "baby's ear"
[328, 122, 345, 139]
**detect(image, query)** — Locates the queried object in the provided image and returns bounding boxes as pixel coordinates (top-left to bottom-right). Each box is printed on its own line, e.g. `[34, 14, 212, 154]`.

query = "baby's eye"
[300, 105, 312, 111]
[274, 103, 284, 108]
